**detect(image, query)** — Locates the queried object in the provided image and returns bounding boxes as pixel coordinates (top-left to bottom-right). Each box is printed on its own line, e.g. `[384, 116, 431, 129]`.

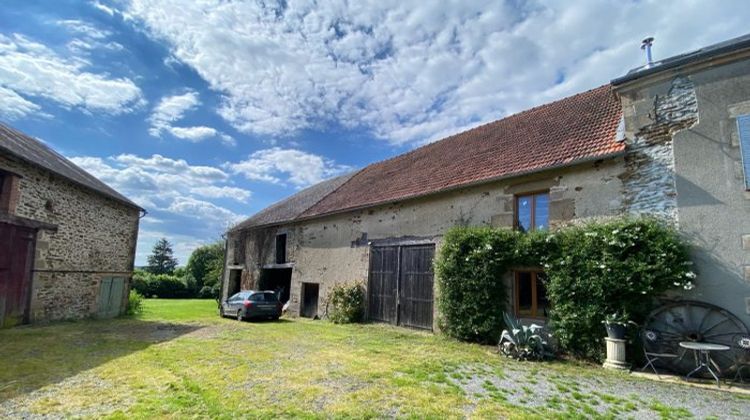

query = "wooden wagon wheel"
[642, 300, 749, 376]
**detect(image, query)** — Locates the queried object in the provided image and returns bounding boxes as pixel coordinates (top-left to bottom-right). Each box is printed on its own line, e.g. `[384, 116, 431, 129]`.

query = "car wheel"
[236, 310, 243, 321]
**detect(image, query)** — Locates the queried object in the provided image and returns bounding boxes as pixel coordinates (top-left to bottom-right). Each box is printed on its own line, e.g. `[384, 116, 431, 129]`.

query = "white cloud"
[126, 0, 750, 145]
[56, 19, 111, 40]
[226, 147, 352, 188]
[168, 196, 242, 223]
[0, 33, 143, 119]
[69, 153, 248, 219]
[90, 1, 117, 17]
[0, 85, 45, 120]
[190, 185, 251, 202]
[149, 90, 235, 145]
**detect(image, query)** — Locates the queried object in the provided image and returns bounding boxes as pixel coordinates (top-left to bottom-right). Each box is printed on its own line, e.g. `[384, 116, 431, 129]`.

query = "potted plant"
[603, 312, 634, 339]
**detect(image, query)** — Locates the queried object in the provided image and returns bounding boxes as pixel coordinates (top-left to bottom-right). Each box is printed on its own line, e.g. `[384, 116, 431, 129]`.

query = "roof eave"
[612, 35, 750, 86]
[0, 145, 144, 211]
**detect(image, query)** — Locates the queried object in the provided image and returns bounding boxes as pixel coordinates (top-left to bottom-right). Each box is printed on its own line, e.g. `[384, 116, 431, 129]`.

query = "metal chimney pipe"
[641, 37, 654, 68]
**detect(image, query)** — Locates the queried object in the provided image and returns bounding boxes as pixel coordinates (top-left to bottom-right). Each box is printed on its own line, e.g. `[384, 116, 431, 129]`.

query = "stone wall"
[616, 56, 750, 325]
[620, 76, 698, 221]
[0, 153, 140, 322]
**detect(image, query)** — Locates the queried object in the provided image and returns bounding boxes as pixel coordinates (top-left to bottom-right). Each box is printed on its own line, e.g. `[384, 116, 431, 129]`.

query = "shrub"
[542, 218, 694, 361]
[126, 290, 144, 316]
[436, 227, 522, 343]
[198, 285, 219, 299]
[328, 282, 365, 324]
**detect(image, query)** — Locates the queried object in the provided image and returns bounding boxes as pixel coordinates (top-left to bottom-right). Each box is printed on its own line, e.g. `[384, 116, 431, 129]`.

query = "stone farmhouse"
[223, 34, 750, 331]
[0, 124, 142, 327]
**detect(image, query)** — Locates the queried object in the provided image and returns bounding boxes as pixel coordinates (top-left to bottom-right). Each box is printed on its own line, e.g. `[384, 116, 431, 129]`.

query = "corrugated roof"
[302, 84, 623, 218]
[234, 84, 623, 231]
[612, 33, 750, 85]
[0, 123, 142, 209]
[229, 171, 357, 232]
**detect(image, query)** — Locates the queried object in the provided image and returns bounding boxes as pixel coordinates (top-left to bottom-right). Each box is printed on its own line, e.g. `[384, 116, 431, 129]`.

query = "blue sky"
[2, 0, 749, 265]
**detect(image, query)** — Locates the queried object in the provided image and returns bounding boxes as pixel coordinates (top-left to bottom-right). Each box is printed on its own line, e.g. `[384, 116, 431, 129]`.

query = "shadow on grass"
[0, 318, 202, 402]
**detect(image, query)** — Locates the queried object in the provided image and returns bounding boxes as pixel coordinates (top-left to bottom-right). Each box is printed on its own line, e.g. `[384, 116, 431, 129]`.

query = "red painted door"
[0, 222, 36, 327]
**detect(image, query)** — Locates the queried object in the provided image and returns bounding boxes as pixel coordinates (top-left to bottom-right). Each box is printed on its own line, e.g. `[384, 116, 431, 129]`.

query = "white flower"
[685, 272, 697, 279]
[612, 230, 619, 235]
[683, 281, 695, 291]
[598, 264, 606, 269]
[485, 244, 493, 250]
[585, 232, 598, 237]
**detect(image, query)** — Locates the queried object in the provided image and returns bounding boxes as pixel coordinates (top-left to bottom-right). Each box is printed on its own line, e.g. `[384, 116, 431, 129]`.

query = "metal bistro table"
[679, 341, 731, 387]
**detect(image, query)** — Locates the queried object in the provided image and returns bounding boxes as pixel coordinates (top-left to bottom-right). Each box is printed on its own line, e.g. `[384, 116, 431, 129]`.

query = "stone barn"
[223, 34, 750, 331]
[0, 124, 142, 327]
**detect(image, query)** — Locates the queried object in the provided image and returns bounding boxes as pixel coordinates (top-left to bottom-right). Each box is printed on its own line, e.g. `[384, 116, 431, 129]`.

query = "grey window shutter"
[738, 115, 750, 190]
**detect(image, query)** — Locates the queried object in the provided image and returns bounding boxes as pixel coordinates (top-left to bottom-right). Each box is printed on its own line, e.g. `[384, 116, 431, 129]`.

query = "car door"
[225, 292, 240, 314]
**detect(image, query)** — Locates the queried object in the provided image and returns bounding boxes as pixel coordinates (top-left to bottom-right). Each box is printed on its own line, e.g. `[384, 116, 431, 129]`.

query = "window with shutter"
[738, 115, 750, 190]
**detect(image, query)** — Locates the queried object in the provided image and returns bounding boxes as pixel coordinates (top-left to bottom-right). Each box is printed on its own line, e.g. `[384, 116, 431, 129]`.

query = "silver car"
[220, 290, 282, 321]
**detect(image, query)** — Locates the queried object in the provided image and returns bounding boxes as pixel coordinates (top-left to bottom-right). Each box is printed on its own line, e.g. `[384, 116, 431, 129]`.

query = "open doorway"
[227, 269, 242, 297]
[259, 268, 292, 304]
[301, 283, 319, 318]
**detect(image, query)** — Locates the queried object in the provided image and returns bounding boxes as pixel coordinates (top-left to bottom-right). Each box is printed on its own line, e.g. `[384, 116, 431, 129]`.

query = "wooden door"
[398, 245, 435, 330]
[98, 277, 125, 318]
[367, 246, 398, 324]
[0, 222, 36, 327]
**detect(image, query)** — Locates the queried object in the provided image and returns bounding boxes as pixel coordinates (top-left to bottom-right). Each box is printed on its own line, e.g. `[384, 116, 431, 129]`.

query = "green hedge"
[435, 227, 548, 343]
[131, 270, 192, 298]
[542, 218, 694, 360]
[434, 218, 695, 359]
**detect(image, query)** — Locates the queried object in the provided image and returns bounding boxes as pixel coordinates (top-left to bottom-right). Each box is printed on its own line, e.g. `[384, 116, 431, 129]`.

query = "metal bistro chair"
[731, 334, 750, 383]
[641, 328, 680, 378]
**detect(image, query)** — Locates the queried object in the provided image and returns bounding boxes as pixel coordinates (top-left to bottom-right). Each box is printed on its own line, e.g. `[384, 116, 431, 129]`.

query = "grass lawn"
[0, 300, 747, 419]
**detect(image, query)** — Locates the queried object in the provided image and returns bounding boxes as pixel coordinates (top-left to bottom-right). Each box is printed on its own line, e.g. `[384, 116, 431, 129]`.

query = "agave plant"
[498, 312, 554, 361]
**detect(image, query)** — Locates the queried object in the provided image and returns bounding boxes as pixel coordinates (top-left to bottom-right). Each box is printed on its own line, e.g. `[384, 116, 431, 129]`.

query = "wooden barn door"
[367, 244, 435, 330]
[98, 277, 125, 318]
[367, 246, 398, 324]
[0, 223, 36, 327]
[398, 245, 435, 330]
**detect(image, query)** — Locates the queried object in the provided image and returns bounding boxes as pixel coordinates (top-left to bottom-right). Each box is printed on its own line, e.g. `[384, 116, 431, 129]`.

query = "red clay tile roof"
[232, 84, 624, 231]
[300, 84, 624, 219]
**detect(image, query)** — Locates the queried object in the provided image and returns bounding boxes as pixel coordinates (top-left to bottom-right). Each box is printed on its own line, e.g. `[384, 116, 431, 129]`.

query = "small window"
[249, 293, 264, 302]
[737, 115, 750, 190]
[514, 271, 548, 318]
[275, 233, 287, 264]
[515, 192, 549, 232]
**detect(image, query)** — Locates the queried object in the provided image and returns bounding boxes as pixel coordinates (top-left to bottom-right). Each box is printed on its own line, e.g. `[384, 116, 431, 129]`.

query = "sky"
[1, 0, 749, 266]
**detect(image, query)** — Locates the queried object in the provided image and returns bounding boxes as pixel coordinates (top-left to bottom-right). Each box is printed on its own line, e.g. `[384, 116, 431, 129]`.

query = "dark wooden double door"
[0, 223, 36, 327]
[368, 244, 435, 330]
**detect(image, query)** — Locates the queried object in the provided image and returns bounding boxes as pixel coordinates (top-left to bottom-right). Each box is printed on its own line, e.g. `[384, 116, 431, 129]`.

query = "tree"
[146, 238, 178, 275]
[186, 242, 224, 295]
